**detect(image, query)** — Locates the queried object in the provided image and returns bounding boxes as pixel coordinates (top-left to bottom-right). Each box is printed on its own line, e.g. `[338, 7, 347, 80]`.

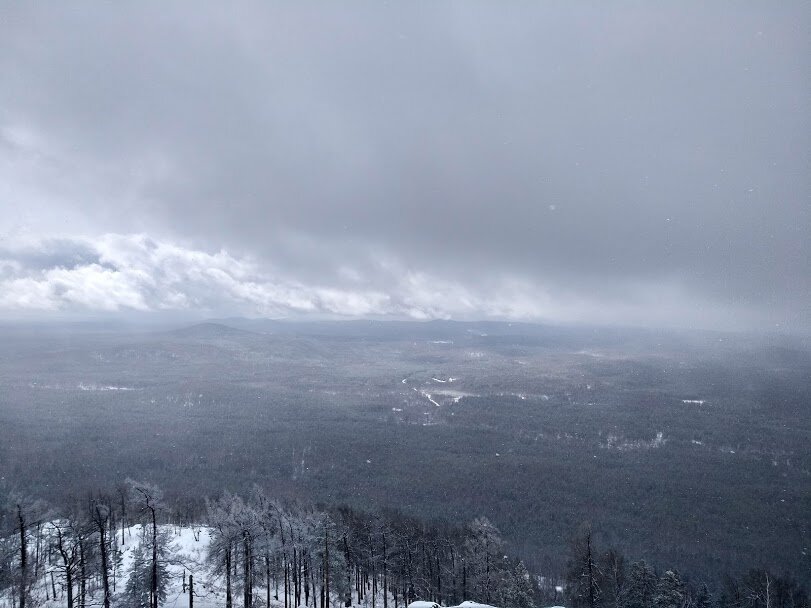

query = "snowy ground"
[11, 525, 219, 608]
[5, 525, 539, 608]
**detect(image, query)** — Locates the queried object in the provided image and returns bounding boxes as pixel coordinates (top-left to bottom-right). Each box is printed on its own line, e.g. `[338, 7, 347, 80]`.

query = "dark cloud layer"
[0, 3, 808, 330]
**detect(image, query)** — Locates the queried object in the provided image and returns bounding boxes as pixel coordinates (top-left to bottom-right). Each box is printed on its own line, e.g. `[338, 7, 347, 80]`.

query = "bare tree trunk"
[108, 502, 115, 549]
[304, 552, 311, 607]
[119, 491, 127, 546]
[226, 543, 233, 608]
[56, 526, 75, 608]
[267, 556, 271, 608]
[79, 535, 87, 608]
[35, 523, 41, 579]
[311, 562, 318, 608]
[587, 531, 596, 608]
[436, 556, 441, 605]
[324, 529, 330, 608]
[151, 507, 158, 608]
[189, 575, 194, 608]
[96, 507, 111, 608]
[17, 505, 27, 608]
[342, 536, 351, 608]
[285, 556, 289, 608]
[485, 551, 491, 604]
[298, 549, 303, 607]
[450, 548, 456, 605]
[243, 531, 252, 608]
[462, 561, 466, 602]
[293, 547, 299, 607]
[66, 567, 74, 608]
[383, 534, 388, 608]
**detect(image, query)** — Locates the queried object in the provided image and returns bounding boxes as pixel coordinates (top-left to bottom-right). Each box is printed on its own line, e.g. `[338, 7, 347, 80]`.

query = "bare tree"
[127, 479, 164, 608]
[91, 499, 112, 608]
[116, 484, 130, 546]
[50, 519, 81, 608]
[6, 492, 49, 608]
[206, 492, 243, 608]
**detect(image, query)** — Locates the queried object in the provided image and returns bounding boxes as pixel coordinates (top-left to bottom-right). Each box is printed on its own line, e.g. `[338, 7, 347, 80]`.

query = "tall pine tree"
[620, 561, 656, 608]
[653, 570, 685, 608]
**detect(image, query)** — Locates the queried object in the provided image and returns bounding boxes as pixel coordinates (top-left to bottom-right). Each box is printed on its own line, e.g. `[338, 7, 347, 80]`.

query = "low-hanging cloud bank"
[0, 233, 774, 330]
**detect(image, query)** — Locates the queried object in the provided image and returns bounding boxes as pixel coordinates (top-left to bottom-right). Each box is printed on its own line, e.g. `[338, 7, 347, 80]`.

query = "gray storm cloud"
[0, 3, 808, 330]
[0, 233, 751, 328]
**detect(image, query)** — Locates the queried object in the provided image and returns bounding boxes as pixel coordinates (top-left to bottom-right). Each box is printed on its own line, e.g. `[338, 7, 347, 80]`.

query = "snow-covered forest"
[2, 481, 807, 608]
[1, 481, 538, 608]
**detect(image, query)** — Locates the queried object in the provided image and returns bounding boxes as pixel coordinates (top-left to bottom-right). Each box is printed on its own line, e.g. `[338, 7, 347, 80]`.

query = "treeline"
[564, 527, 809, 608]
[205, 487, 535, 608]
[2, 481, 807, 608]
[0, 481, 535, 608]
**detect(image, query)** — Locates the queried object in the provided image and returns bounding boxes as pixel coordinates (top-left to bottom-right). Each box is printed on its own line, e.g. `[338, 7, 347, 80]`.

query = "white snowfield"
[409, 602, 503, 608]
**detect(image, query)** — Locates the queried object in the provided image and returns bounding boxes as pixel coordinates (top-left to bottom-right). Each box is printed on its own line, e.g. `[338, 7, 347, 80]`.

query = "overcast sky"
[0, 3, 808, 331]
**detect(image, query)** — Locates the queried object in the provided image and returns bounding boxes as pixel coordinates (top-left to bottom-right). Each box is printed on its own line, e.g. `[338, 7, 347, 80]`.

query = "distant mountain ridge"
[168, 321, 261, 340]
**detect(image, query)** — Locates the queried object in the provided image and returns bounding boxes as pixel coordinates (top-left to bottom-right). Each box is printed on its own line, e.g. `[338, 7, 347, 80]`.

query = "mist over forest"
[2, 320, 808, 593]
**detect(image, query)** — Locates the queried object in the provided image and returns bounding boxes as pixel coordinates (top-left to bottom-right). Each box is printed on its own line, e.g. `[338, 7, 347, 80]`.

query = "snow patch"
[601, 431, 667, 451]
[432, 389, 475, 403]
[450, 602, 502, 608]
[78, 383, 138, 391]
[412, 387, 441, 407]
